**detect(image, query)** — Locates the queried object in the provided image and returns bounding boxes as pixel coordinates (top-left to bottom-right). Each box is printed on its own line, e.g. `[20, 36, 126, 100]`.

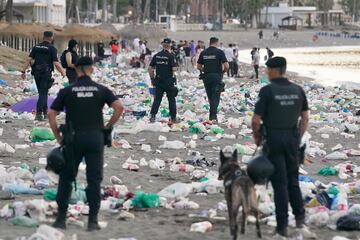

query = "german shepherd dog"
[219, 149, 262, 240]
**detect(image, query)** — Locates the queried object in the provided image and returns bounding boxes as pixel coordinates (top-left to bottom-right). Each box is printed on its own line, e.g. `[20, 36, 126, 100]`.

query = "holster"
[218, 81, 225, 93]
[103, 127, 113, 148]
[59, 123, 77, 181]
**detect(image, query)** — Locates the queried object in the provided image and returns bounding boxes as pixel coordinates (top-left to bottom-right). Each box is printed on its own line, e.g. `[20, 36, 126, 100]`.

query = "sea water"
[238, 46, 360, 88]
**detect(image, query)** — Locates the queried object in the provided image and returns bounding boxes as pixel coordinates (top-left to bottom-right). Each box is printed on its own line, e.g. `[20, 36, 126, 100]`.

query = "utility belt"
[31, 64, 52, 75]
[61, 124, 113, 148]
[200, 73, 225, 93]
[152, 76, 178, 97]
[262, 124, 300, 137]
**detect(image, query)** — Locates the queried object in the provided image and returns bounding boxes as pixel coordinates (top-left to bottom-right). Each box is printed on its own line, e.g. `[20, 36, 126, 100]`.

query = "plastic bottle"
[110, 176, 122, 185]
[190, 221, 213, 233]
[336, 186, 349, 211]
[121, 163, 139, 172]
[170, 164, 195, 173]
[149, 159, 165, 170]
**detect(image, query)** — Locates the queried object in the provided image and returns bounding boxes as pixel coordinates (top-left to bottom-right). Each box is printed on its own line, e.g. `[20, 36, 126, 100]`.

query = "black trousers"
[266, 129, 305, 233]
[150, 85, 177, 119]
[66, 69, 77, 84]
[56, 130, 104, 217]
[233, 62, 239, 76]
[203, 74, 222, 121]
[254, 65, 259, 79]
[34, 72, 52, 114]
[227, 61, 235, 77]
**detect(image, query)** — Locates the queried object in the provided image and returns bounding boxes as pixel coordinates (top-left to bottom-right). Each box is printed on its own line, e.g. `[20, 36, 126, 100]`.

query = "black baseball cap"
[162, 38, 171, 44]
[266, 57, 287, 68]
[43, 31, 54, 38]
[75, 56, 93, 67]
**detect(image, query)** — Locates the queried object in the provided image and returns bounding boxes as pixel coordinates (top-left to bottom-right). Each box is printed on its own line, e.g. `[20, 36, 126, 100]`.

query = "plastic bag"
[160, 141, 185, 149]
[318, 167, 338, 176]
[158, 182, 192, 199]
[30, 128, 55, 142]
[11, 216, 39, 227]
[44, 188, 57, 201]
[337, 214, 360, 231]
[131, 192, 160, 208]
[3, 183, 42, 195]
[306, 211, 329, 228]
[325, 151, 348, 160]
[210, 126, 224, 134]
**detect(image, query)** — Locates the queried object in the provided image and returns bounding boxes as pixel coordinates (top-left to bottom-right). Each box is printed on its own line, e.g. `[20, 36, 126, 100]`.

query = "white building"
[13, 0, 66, 26]
[260, 3, 317, 28]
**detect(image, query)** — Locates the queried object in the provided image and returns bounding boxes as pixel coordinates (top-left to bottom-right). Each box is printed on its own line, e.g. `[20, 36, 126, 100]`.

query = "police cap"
[162, 38, 172, 44]
[75, 56, 93, 67]
[266, 56, 287, 69]
[43, 31, 54, 38]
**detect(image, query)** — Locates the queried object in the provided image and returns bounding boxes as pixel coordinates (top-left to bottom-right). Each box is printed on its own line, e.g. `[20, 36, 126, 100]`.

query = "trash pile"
[0, 50, 360, 239]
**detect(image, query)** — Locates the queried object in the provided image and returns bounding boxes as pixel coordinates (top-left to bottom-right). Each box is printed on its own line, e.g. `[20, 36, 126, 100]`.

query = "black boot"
[150, 115, 156, 123]
[87, 215, 101, 232]
[35, 113, 44, 121]
[52, 211, 67, 229]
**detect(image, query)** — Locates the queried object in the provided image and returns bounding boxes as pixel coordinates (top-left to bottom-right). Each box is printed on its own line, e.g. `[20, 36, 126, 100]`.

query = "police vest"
[264, 83, 303, 129]
[32, 44, 54, 72]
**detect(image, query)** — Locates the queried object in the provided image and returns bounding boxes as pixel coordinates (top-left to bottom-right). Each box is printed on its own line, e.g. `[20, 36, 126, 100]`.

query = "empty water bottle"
[190, 221, 213, 233]
[170, 164, 195, 173]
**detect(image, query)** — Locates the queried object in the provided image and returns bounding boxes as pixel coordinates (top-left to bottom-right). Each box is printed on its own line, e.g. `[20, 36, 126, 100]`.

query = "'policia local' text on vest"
[264, 83, 303, 129]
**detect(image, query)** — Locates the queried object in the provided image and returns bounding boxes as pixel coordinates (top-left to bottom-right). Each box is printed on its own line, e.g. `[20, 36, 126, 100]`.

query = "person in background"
[233, 44, 239, 77]
[193, 42, 204, 69]
[178, 47, 186, 72]
[224, 43, 235, 77]
[97, 41, 105, 61]
[266, 47, 274, 60]
[65, 39, 79, 84]
[219, 42, 225, 52]
[110, 39, 119, 66]
[183, 41, 192, 72]
[197, 37, 229, 123]
[133, 37, 140, 53]
[258, 30, 263, 40]
[252, 48, 260, 80]
[190, 40, 196, 58]
[21, 31, 65, 121]
[120, 38, 127, 51]
[139, 41, 147, 66]
[252, 57, 316, 240]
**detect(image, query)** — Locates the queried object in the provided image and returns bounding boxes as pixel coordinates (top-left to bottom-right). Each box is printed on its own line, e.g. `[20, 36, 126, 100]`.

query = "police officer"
[21, 31, 66, 121]
[48, 56, 124, 231]
[197, 37, 229, 123]
[149, 38, 178, 123]
[252, 57, 316, 239]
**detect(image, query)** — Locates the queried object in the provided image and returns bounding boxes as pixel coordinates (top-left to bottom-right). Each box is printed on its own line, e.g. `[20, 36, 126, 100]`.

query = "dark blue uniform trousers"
[266, 129, 305, 233]
[56, 130, 104, 217]
[34, 72, 51, 114]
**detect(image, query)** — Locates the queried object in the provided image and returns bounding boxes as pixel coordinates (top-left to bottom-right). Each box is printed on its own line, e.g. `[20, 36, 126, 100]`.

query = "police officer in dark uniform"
[48, 57, 124, 231]
[252, 57, 316, 239]
[197, 37, 229, 123]
[149, 38, 178, 123]
[64, 39, 79, 84]
[21, 31, 66, 121]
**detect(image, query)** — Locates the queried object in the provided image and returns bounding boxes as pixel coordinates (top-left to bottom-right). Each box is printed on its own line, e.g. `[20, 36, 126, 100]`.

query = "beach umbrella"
[11, 96, 55, 113]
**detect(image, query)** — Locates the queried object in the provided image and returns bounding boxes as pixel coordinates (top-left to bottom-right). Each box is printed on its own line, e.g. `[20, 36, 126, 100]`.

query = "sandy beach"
[0, 30, 360, 240]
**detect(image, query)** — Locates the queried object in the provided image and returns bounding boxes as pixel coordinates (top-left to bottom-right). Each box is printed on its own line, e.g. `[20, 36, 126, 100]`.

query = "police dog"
[219, 148, 261, 239]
